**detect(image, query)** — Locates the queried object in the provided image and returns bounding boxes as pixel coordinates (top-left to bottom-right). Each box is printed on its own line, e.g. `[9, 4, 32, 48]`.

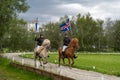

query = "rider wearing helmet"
[62, 34, 77, 58]
[35, 33, 45, 53]
[62, 34, 70, 58]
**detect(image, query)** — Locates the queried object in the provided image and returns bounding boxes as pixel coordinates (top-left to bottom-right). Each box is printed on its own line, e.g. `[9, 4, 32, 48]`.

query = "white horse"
[34, 39, 50, 67]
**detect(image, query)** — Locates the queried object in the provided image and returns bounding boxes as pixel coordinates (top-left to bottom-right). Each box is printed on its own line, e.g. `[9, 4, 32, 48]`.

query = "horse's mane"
[42, 39, 50, 47]
[69, 38, 78, 47]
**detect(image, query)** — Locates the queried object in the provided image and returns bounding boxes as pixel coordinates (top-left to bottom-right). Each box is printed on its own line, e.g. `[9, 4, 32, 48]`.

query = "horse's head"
[42, 39, 51, 49]
[69, 38, 80, 49]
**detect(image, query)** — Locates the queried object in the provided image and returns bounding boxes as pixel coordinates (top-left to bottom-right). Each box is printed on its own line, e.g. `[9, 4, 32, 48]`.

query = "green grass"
[20, 52, 120, 77]
[0, 55, 53, 80]
[74, 54, 120, 76]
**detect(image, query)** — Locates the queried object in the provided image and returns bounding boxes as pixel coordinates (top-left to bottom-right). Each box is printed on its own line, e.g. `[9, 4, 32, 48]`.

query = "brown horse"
[58, 38, 79, 66]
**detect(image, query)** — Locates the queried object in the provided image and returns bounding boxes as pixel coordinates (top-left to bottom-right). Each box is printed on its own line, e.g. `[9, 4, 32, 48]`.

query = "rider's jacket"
[63, 37, 71, 46]
[35, 37, 44, 46]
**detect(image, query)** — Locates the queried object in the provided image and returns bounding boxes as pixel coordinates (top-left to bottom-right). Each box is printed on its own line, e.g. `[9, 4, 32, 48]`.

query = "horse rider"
[62, 34, 77, 58]
[35, 33, 45, 53]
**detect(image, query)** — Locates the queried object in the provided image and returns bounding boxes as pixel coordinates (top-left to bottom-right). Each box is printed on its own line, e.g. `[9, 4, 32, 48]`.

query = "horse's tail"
[58, 47, 62, 56]
[58, 47, 62, 67]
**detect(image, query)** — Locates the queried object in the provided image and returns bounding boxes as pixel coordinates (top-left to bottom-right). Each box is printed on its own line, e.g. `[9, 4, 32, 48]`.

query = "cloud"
[88, 1, 120, 20]
[19, 0, 120, 24]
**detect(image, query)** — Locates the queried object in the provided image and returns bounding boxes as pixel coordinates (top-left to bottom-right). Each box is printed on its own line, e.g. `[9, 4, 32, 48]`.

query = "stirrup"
[62, 55, 64, 58]
[62, 52, 65, 58]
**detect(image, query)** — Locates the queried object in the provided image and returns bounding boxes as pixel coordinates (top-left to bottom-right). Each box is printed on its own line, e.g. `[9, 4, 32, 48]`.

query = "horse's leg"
[39, 57, 42, 66]
[45, 57, 48, 64]
[71, 57, 74, 65]
[68, 57, 70, 65]
[58, 48, 62, 67]
[34, 52, 37, 67]
[45, 57, 47, 64]
[58, 57, 61, 67]
[43, 57, 48, 64]
[62, 58, 65, 64]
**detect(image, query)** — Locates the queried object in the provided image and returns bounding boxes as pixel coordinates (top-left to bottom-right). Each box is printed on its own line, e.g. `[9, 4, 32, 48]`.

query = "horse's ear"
[74, 38, 78, 43]
[72, 38, 78, 43]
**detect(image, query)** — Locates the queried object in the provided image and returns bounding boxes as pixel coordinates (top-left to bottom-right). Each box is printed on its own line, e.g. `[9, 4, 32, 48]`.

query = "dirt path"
[1, 53, 120, 80]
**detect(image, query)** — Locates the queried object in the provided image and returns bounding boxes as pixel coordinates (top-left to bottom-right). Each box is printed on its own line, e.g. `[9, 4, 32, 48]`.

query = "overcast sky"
[19, 0, 120, 24]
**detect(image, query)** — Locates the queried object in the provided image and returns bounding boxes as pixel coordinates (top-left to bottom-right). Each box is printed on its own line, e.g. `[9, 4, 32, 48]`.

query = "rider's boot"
[74, 54, 77, 59]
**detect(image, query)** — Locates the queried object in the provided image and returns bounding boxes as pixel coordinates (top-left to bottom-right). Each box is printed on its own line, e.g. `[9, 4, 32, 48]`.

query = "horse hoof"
[58, 64, 60, 67]
[61, 55, 65, 58]
[69, 66, 72, 69]
[43, 62, 47, 64]
[47, 55, 50, 57]
[74, 56, 78, 59]
[40, 65, 42, 66]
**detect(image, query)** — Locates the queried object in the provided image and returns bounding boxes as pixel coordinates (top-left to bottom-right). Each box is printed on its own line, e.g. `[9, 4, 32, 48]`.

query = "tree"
[2, 18, 34, 52]
[0, 0, 29, 49]
[105, 18, 115, 51]
[113, 20, 120, 51]
[75, 13, 104, 51]
[44, 22, 62, 50]
[96, 19, 104, 51]
[43, 13, 105, 51]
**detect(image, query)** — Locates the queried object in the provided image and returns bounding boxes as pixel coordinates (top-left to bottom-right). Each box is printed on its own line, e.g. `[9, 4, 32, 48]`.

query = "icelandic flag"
[60, 19, 71, 31]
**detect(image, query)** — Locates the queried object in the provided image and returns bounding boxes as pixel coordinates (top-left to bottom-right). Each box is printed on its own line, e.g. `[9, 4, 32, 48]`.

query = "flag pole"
[69, 19, 73, 38]
[67, 18, 72, 38]
[34, 17, 39, 48]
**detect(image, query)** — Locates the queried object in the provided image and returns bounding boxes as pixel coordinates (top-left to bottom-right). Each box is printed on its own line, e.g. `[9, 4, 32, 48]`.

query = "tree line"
[0, 0, 120, 52]
[43, 14, 120, 52]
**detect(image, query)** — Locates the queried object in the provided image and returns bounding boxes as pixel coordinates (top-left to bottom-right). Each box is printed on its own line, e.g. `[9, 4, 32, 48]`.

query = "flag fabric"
[35, 18, 39, 33]
[35, 23, 39, 32]
[60, 19, 71, 32]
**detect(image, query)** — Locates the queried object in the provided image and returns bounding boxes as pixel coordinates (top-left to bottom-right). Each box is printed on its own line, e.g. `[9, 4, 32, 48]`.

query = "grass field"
[0, 55, 53, 80]
[20, 52, 120, 77]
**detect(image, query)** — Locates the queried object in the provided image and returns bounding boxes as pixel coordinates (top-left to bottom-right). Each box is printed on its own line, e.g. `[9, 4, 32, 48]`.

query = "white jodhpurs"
[36, 46, 41, 52]
[62, 45, 68, 52]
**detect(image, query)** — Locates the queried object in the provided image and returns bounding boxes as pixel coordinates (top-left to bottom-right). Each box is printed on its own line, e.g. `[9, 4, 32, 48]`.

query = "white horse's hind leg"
[39, 57, 43, 66]
[43, 57, 48, 64]
[34, 52, 37, 67]
[45, 57, 48, 64]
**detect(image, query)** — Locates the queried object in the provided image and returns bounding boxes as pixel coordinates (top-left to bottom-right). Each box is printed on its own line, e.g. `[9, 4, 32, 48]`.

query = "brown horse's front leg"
[71, 58, 74, 65]
[62, 58, 65, 64]
[68, 58, 70, 65]
[58, 57, 61, 67]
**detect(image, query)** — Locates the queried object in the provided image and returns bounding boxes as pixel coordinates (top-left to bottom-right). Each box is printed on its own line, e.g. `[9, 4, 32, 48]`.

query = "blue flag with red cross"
[60, 19, 71, 32]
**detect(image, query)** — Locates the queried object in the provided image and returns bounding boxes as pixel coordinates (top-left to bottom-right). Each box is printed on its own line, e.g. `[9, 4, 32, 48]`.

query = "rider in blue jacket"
[62, 34, 77, 58]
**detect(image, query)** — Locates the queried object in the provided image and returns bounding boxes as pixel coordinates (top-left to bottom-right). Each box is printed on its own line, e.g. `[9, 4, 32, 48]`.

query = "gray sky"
[19, 0, 120, 24]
